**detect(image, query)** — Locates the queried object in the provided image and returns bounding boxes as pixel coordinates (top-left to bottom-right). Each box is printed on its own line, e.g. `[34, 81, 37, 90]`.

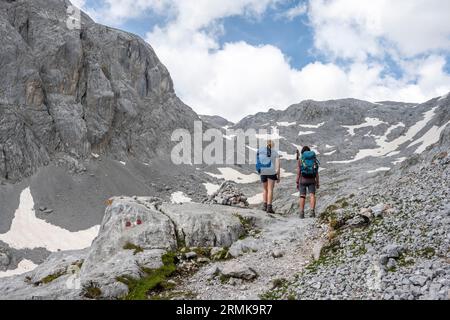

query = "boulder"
[80, 196, 177, 298]
[160, 203, 247, 247]
[383, 244, 405, 259]
[219, 262, 258, 280]
[228, 238, 261, 257]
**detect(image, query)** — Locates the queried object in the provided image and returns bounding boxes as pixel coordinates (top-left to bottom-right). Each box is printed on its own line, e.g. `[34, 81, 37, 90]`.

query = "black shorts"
[260, 174, 278, 183]
[299, 183, 316, 196]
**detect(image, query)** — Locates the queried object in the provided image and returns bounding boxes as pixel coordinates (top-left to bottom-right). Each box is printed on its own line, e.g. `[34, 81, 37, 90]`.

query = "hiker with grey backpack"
[296, 146, 320, 219]
[256, 140, 280, 214]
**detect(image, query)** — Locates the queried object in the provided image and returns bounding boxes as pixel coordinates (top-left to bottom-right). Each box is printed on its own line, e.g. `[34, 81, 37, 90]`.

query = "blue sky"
[76, 0, 450, 122]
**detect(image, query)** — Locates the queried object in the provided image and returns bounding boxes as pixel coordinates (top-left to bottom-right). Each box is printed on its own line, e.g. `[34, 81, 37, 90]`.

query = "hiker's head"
[267, 140, 273, 149]
[301, 146, 311, 154]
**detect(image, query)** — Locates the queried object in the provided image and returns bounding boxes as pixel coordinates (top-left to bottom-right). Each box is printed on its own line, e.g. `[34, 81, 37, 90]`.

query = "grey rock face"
[0, 0, 200, 182]
[0, 249, 10, 270]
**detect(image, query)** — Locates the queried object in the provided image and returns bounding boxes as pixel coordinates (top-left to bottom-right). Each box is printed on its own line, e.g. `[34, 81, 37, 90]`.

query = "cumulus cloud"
[83, 0, 450, 122]
[308, 0, 450, 59]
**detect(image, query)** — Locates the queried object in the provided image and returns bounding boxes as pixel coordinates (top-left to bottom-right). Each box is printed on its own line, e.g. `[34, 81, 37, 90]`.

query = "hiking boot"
[267, 205, 275, 214]
[299, 211, 305, 219]
[262, 202, 267, 211]
[310, 209, 316, 218]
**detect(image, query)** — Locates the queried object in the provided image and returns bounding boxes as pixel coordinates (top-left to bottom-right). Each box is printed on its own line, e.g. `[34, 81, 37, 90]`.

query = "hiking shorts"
[260, 174, 278, 183]
[299, 183, 316, 196]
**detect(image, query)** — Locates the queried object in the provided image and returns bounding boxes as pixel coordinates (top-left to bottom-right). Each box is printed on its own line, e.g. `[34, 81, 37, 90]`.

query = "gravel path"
[179, 213, 323, 299]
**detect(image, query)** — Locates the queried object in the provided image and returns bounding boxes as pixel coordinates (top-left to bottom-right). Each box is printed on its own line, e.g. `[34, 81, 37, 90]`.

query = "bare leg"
[262, 182, 268, 204]
[267, 179, 275, 205]
[310, 193, 316, 210]
[299, 196, 306, 211]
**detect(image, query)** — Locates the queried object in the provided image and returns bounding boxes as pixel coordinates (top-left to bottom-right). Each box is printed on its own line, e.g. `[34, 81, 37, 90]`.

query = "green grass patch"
[82, 281, 102, 299]
[38, 270, 65, 285]
[123, 242, 144, 255]
[117, 252, 177, 300]
[417, 247, 436, 259]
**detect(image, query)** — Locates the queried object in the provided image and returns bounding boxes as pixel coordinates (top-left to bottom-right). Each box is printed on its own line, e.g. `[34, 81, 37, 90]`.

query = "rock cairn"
[203, 181, 249, 207]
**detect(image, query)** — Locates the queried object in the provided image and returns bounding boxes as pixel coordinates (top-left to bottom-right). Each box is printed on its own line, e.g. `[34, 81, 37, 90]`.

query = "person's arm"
[276, 157, 281, 183]
[316, 172, 320, 189]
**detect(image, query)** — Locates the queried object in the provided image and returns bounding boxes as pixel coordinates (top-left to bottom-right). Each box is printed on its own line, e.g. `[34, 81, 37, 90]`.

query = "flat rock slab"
[160, 203, 265, 248]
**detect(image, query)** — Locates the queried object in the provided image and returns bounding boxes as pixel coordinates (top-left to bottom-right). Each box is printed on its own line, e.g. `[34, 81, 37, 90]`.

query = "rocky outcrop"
[0, 196, 268, 299]
[0, 0, 200, 181]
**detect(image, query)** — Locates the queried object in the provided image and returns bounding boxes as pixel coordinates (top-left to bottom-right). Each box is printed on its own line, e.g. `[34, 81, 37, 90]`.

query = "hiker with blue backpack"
[256, 140, 280, 214]
[296, 146, 320, 219]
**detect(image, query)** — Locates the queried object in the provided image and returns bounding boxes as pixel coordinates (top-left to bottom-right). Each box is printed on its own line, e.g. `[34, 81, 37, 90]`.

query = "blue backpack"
[300, 151, 319, 178]
[256, 147, 272, 174]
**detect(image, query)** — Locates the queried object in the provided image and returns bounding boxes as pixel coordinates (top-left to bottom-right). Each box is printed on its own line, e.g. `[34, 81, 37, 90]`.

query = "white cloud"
[82, 0, 450, 122]
[280, 3, 308, 20]
[308, 0, 450, 59]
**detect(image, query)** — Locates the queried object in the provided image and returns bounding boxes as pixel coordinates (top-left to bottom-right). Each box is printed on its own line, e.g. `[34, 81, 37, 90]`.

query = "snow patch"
[324, 150, 336, 156]
[367, 167, 391, 174]
[342, 118, 387, 136]
[0, 188, 100, 252]
[408, 120, 450, 154]
[298, 131, 315, 136]
[298, 122, 325, 129]
[247, 193, 263, 205]
[205, 168, 260, 184]
[203, 183, 220, 196]
[330, 108, 438, 164]
[276, 121, 296, 127]
[255, 126, 284, 140]
[392, 157, 407, 165]
[0, 259, 38, 279]
[119, 161, 126, 166]
[278, 151, 297, 160]
[170, 192, 192, 204]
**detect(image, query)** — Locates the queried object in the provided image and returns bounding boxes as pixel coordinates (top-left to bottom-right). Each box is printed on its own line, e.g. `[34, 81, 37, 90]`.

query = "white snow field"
[0, 259, 38, 279]
[0, 188, 100, 252]
[408, 120, 450, 154]
[170, 192, 192, 204]
[342, 118, 387, 136]
[205, 168, 260, 184]
[330, 107, 440, 164]
[203, 183, 221, 196]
